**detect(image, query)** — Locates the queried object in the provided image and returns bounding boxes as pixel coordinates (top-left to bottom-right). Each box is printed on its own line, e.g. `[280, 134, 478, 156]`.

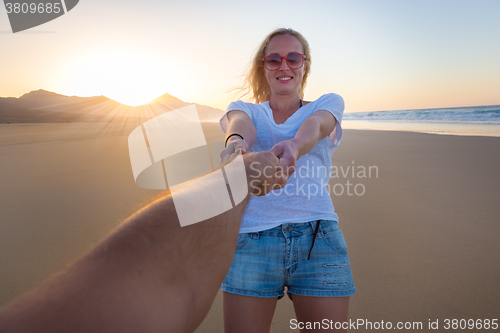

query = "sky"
[1, 0, 499, 113]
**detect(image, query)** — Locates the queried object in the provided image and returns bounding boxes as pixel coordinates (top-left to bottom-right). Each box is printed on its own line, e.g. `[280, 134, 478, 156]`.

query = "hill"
[0, 89, 224, 124]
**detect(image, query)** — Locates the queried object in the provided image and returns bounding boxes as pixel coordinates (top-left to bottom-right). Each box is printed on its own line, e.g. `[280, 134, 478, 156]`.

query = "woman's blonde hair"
[238, 28, 311, 104]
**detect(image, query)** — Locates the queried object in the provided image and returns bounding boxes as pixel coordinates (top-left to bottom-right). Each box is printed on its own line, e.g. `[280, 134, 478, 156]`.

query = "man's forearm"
[0, 151, 283, 333]
[0, 184, 249, 333]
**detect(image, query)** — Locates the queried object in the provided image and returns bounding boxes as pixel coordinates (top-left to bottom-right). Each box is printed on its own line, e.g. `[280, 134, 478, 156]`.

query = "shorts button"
[285, 226, 291, 232]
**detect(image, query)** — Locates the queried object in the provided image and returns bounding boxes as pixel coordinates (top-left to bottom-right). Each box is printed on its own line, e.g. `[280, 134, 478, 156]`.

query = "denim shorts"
[221, 220, 356, 299]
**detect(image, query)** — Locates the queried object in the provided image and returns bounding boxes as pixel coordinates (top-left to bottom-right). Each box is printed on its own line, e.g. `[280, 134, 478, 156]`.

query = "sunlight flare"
[58, 46, 184, 106]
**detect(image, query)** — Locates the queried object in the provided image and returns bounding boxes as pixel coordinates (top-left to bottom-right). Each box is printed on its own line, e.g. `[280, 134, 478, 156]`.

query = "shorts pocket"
[322, 229, 348, 255]
[235, 233, 249, 250]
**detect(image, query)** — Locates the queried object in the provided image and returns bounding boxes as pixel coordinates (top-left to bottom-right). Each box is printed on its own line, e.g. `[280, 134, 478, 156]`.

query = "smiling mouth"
[278, 77, 292, 81]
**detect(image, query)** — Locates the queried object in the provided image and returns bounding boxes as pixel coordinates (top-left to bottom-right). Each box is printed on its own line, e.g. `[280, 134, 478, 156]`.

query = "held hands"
[220, 137, 303, 196]
[220, 142, 289, 196]
[243, 151, 288, 196]
[270, 139, 301, 183]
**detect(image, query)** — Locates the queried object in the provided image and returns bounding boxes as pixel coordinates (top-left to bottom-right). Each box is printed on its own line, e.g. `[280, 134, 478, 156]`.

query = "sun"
[58, 46, 185, 106]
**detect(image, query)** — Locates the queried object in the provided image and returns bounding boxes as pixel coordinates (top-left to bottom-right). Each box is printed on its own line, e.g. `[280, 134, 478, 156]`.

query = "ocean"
[342, 105, 500, 137]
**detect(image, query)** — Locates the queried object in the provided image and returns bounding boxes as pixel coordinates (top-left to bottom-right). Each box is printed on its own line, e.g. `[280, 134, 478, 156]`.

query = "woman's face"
[264, 34, 305, 98]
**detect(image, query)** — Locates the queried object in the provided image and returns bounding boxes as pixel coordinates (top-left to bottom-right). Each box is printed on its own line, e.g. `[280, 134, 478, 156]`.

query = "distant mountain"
[149, 92, 187, 109]
[0, 89, 224, 124]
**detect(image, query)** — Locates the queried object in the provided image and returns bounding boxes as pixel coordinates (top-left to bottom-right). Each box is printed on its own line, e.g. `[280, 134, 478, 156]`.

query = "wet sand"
[1, 123, 499, 332]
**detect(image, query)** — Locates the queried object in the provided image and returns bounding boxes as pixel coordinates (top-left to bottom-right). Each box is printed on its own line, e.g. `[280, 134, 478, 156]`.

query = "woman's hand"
[243, 151, 287, 196]
[219, 150, 288, 196]
[220, 138, 249, 162]
[270, 139, 301, 181]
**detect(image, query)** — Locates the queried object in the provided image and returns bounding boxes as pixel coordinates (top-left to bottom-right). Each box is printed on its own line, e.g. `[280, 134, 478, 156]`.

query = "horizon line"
[1, 89, 499, 113]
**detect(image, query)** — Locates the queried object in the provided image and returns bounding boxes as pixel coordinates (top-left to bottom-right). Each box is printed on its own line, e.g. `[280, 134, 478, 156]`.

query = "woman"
[219, 28, 356, 333]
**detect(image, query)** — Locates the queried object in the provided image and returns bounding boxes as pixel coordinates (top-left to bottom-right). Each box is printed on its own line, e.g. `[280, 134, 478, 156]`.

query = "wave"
[344, 105, 500, 123]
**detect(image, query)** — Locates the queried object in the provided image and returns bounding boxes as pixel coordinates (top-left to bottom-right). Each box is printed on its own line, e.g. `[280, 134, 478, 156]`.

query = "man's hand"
[243, 151, 287, 196]
[270, 138, 301, 182]
[221, 150, 288, 197]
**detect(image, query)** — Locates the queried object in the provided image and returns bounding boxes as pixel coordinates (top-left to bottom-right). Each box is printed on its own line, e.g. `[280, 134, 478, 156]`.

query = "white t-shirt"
[220, 93, 345, 233]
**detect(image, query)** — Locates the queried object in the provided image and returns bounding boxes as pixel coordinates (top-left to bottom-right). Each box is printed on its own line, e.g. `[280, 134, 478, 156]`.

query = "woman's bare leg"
[223, 292, 278, 333]
[292, 295, 350, 332]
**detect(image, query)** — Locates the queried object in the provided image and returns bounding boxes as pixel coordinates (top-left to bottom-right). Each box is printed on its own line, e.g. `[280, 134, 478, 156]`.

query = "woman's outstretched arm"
[220, 110, 257, 159]
[0, 151, 284, 333]
[271, 110, 337, 176]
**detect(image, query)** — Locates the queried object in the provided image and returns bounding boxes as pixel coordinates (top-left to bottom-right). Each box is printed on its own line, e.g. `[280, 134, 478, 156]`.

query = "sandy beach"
[1, 122, 499, 332]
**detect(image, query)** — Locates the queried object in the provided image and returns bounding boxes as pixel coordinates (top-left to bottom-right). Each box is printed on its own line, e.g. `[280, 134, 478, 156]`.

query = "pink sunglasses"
[263, 53, 305, 71]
